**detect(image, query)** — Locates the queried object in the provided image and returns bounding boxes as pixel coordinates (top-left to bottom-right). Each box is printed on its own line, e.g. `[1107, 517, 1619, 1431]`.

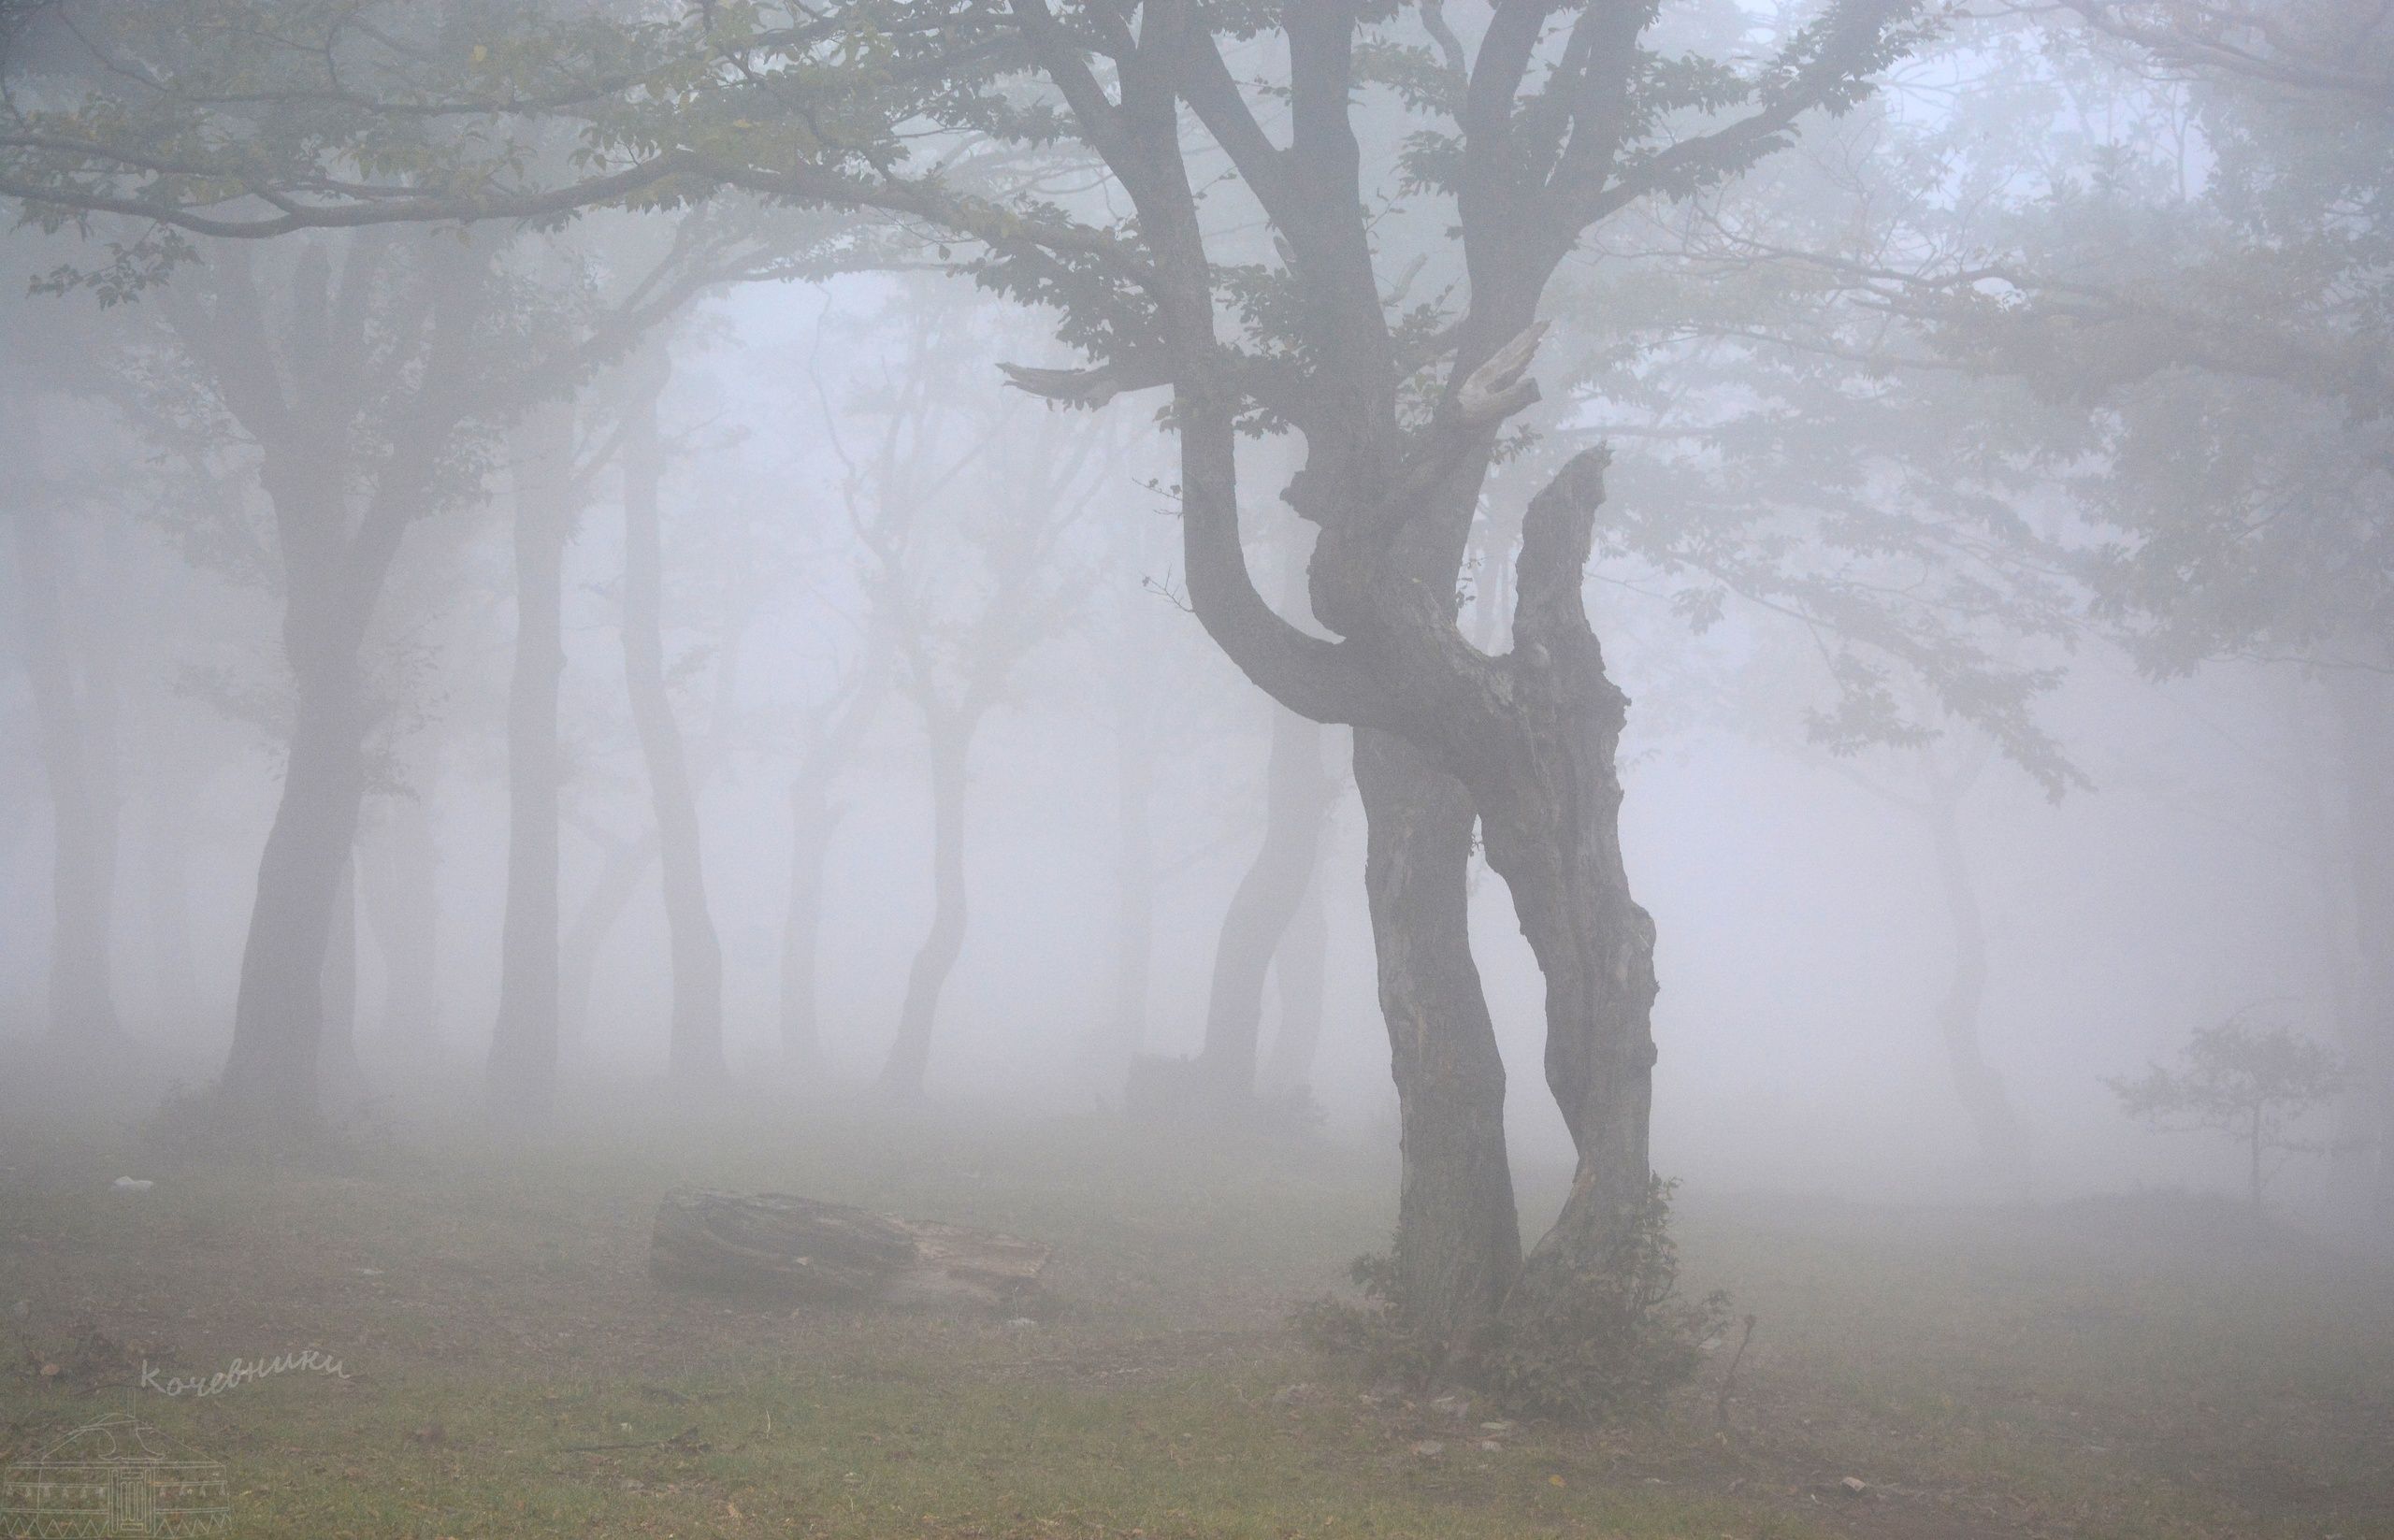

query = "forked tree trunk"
[1925, 784, 2030, 1180]
[488, 405, 576, 1113]
[1199, 703, 1336, 1106]
[1261, 857, 1330, 1099]
[11, 497, 123, 1045]
[879, 724, 972, 1101]
[1355, 728, 1522, 1360]
[621, 356, 727, 1085]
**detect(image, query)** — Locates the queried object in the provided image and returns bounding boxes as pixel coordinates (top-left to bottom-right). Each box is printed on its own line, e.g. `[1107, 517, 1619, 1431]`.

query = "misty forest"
[1, 2, 2391, 1536]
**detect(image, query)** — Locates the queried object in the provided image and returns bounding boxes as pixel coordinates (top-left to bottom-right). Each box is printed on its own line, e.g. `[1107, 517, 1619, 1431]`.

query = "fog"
[1, 4, 2387, 1534]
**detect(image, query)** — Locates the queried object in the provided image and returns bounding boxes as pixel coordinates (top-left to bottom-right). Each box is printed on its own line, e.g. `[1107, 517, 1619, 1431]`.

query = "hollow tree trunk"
[360, 790, 440, 1059]
[1355, 728, 1522, 1361]
[1199, 702, 1336, 1107]
[1925, 782, 2031, 1180]
[220, 652, 368, 1122]
[621, 358, 726, 1085]
[559, 827, 658, 1045]
[879, 722, 973, 1101]
[10, 498, 123, 1045]
[1261, 854, 1330, 1100]
[487, 406, 576, 1113]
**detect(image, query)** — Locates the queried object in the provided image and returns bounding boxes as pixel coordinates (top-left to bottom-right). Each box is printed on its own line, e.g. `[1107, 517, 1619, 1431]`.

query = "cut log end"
[649, 1188, 1052, 1315]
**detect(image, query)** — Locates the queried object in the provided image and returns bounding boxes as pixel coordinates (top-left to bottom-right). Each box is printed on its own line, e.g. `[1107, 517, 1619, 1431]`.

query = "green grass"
[2, 1101, 2388, 1539]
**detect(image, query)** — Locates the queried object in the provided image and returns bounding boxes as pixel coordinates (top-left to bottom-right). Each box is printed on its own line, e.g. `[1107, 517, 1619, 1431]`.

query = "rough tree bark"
[878, 721, 973, 1100]
[487, 404, 577, 1113]
[620, 351, 727, 1085]
[1355, 729, 1521, 1359]
[1440, 453, 1662, 1298]
[9, 495, 123, 1046]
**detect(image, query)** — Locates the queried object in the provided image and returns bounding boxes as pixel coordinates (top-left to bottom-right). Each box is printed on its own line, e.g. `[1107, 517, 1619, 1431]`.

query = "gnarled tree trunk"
[1459, 453, 1660, 1301]
[1356, 728, 1522, 1360]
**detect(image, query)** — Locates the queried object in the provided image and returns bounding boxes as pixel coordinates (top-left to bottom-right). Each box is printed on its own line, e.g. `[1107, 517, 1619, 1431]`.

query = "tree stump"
[648, 1189, 1050, 1313]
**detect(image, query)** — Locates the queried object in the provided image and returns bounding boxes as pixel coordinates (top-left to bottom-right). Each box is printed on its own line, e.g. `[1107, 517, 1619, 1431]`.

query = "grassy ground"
[1, 1096, 2388, 1539]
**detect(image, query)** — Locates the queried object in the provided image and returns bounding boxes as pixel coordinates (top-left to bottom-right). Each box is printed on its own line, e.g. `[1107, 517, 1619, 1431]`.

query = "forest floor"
[1, 1092, 2389, 1540]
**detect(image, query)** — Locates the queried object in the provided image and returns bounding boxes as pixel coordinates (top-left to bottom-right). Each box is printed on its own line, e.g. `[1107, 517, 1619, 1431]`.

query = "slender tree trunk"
[1925, 784, 2031, 1179]
[1261, 853, 1330, 1099]
[360, 790, 440, 1058]
[778, 786, 841, 1065]
[778, 657, 887, 1069]
[879, 722, 972, 1101]
[559, 828, 659, 1045]
[1200, 702, 1336, 1106]
[621, 356, 726, 1085]
[220, 650, 368, 1122]
[10, 499, 123, 1045]
[2329, 666, 2394, 1229]
[1355, 728, 1522, 1360]
[487, 406, 575, 1113]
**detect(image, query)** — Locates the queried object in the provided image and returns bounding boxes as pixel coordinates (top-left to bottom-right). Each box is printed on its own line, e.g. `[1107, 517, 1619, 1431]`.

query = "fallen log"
[648, 1189, 1050, 1312]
